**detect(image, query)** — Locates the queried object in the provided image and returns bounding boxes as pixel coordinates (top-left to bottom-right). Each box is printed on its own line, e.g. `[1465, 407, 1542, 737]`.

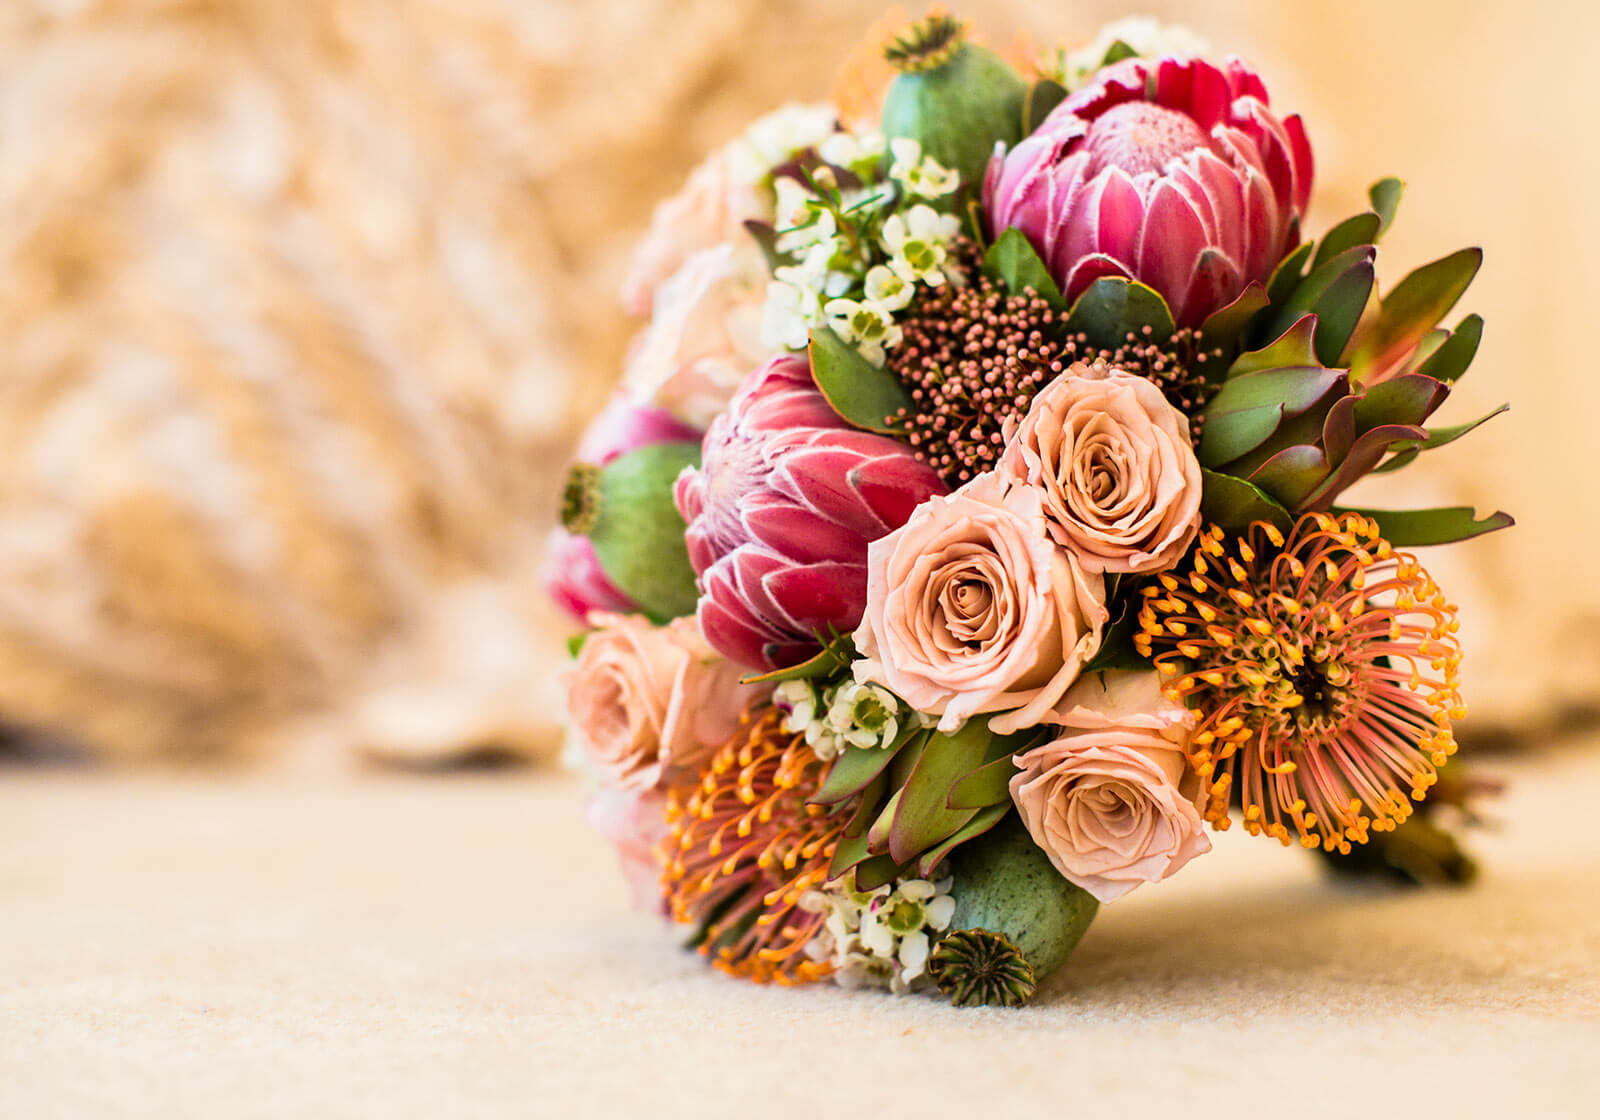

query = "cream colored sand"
[5, 748, 1599, 1118]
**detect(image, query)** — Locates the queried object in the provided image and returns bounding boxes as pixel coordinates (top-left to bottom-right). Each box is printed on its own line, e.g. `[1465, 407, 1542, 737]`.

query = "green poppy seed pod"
[563, 441, 702, 624]
[930, 815, 1099, 1007]
[881, 15, 1029, 193]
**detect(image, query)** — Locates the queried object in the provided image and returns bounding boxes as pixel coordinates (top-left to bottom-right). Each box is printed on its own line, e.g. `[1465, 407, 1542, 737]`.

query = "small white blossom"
[888, 137, 960, 199]
[882, 205, 962, 287]
[863, 265, 914, 312]
[824, 298, 903, 367]
[802, 870, 956, 995]
[763, 243, 851, 351]
[819, 129, 887, 174]
[729, 102, 839, 183]
[825, 681, 903, 749]
[775, 679, 847, 760]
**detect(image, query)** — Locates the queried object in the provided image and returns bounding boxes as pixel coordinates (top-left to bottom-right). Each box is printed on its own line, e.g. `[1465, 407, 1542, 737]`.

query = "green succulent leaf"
[1312, 258, 1376, 366]
[1311, 212, 1382, 272]
[840, 772, 888, 843]
[1263, 241, 1314, 312]
[1200, 469, 1295, 533]
[740, 632, 856, 685]
[1022, 78, 1068, 134]
[887, 719, 997, 864]
[1413, 314, 1484, 385]
[1200, 365, 1347, 466]
[1262, 245, 1375, 356]
[1100, 39, 1139, 66]
[983, 227, 1066, 307]
[916, 803, 1011, 878]
[1333, 504, 1514, 547]
[808, 328, 914, 435]
[1229, 314, 1319, 378]
[947, 754, 1020, 811]
[1248, 445, 1330, 510]
[1063, 276, 1176, 349]
[1353, 374, 1449, 432]
[1197, 281, 1269, 358]
[1351, 248, 1482, 376]
[1368, 177, 1404, 237]
[852, 852, 915, 892]
[811, 722, 921, 806]
[1372, 403, 1509, 474]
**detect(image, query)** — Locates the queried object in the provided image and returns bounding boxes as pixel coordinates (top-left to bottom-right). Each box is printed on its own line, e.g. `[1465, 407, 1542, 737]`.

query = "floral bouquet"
[552, 13, 1511, 1007]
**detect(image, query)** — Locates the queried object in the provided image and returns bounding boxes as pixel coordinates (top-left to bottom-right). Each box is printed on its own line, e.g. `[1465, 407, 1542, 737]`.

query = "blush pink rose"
[585, 787, 669, 915]
[998, 362, 1201, 574]
[1009, 671, 1211, 903]
[852, 474, 1107, 735]
[621, 243, 769, 427]
[619, 103, 836, 316]
[567, 612, 768, 791]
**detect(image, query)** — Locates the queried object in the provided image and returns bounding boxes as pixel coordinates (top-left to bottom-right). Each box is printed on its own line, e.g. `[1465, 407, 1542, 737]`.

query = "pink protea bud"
[984, 55, 1313, 326]
[544, 528, 637, 623]
[675, 355, 948, 671]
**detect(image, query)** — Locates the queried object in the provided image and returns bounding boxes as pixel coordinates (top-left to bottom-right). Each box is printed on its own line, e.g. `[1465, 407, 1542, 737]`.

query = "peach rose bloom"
[621, 243, 768, 428]
[620, 103, 836, 316]
[852, 474, 1107, 735]
[1009, 671, 1211, 903]
[998, 362, 1201, 574]
[567, 612, 767, 791]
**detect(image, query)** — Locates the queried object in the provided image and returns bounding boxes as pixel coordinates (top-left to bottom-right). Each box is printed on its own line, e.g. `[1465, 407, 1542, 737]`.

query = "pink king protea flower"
[984, 55, 1313, 326]
[675, 354, 948, 671]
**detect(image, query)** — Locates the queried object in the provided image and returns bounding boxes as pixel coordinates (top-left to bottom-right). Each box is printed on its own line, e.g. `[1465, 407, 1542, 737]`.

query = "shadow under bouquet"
[553, 13, 1512, 1007]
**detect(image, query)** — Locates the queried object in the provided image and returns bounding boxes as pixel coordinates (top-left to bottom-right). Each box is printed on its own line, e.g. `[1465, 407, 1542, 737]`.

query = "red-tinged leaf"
[1353, 374, 1450, 432]
[1248, 445, 1329, 510]
[1413, 314, 1484, 385]
[1200, 469, 1295, 533]
[810, 723, 918, 805]
[1371, 404, 1509, 473]
[948, 755, 1019, 810]
[1301, 424, 1428, 511]
[915, 804, 1012, 878]
[1333, 505, 1514, 547]
[887, 720, 992, 865]
[1197, 280, 1268, 357]
[1353, 248, 1482, 378]
[1229, 313, 1319, 378]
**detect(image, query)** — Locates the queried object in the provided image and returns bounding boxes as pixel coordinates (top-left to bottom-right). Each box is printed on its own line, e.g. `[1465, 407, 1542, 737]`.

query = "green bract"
[573, 442, 702, 623]
[881, 16, 1029, 192]
[930, 816, 1099, 1007]
[1194, 179, 1512, 543]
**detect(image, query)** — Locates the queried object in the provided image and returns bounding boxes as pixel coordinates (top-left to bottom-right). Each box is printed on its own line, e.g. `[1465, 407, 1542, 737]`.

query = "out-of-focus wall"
[0, 0, 1588, 764]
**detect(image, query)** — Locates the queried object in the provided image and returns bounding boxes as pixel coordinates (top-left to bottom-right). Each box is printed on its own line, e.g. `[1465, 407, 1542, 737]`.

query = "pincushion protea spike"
[1135, 513, 1463, 853]
[662, 705, 853, 984]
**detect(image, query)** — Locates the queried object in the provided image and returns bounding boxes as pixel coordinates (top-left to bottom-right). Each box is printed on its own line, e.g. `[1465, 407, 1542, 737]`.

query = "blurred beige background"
[0, 0, 1592, 766]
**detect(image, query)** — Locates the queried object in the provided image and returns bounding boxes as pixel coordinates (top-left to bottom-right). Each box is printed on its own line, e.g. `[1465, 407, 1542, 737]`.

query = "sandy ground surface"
[5, 747, 1599, 1119]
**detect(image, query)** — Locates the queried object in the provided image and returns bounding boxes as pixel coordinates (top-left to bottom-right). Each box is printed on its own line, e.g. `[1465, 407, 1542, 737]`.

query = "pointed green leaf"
[887, 719, 993, 865]
[1248, 445, 1330, 510]
[840, 772, 888, 842]
[1101, 39, 1139, 66]
[983, 227, 1065, 307]
[1333, 504, 1514, 547]
[1023, 79, 1068, 134]
[1368, 177, 1404, 237]
[811, 723, 919, 805]
[1064, 276, 1176, 349]
[1311, 212, 1382, 272]
[866, 786, 905, 852]
[1313, 258, 1375, 366]
[1229, 314, 1319, 378]
[565, 632, 588, 659]
[1372, 403, 1509, 473]
[1264, 241, 1314, 311]
[852, 852, 914, 892]
[916, 803, 1012, 878]
[1197, 281, 1269, 358]
[808, 328, 913, 434]
[828, 829, 872, 880]
[1263, 245, 1375, 346]
[1414, 314, 1484, 385]
[1353, 374, 1449, 432]
[1200, 469, 1295, 533]
[1200, 365, 1347, 466]
[741, 633, 856, 685]
[1354, 248, 1482, 374]
[948, 754, 1019, 811]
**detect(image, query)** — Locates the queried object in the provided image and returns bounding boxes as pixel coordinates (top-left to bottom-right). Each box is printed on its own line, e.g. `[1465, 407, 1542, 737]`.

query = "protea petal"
[678, 354, 948, 670]
[986, 55, 1313, 327]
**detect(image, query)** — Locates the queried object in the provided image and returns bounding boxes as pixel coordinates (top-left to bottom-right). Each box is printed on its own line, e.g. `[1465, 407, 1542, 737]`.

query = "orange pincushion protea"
[662, 707, 850, 984]
[1135, 512, 1464, 854]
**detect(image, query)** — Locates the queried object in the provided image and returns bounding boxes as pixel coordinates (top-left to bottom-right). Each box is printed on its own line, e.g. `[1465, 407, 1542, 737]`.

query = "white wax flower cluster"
[761, 134, 962, 364]
[801, 870, 956, 994]
[774, 677, 913, 761]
